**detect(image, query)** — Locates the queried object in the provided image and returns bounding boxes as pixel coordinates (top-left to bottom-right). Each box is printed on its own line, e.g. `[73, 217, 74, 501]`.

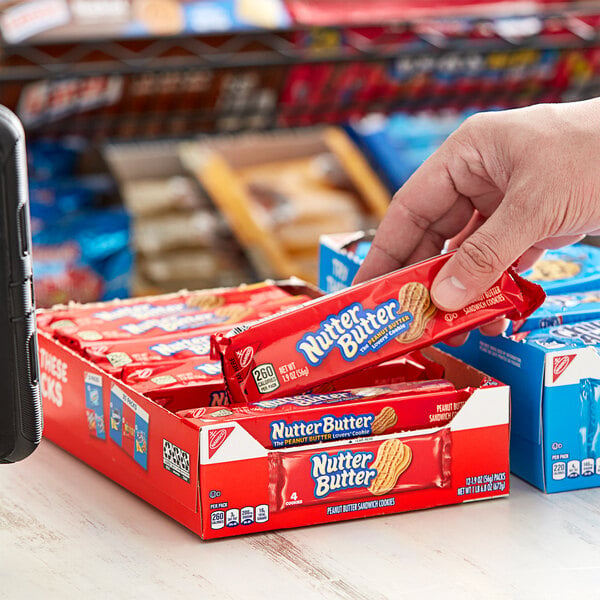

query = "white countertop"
[1, 439, 600, 599]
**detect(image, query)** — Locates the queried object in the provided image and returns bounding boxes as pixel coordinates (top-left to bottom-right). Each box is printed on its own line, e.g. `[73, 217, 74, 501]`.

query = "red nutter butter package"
[212, 252, 545, 403]
[80, 325, 228, 377]
[121, 358, 228, 411]
[268, 429, 452, 511]
[77, 295, 311, 378]
[178, 380, 464, 449]
[47, 283, 297, 350]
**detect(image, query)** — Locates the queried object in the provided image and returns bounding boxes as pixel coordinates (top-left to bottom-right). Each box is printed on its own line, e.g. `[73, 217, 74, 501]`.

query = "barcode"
[163, 439, 191, 483]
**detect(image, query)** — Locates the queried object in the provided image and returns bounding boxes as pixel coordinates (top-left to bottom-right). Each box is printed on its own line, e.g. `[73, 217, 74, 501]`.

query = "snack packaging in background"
[509, 289, 600, 334]
[519, 244, 600, 295]
[47, 283, 300, 350]
[283, 0, 559, 25]
[0, 0, 291, 44]
[27, 139, 133, 307]
[74, 295, 311, 376]
[29, 175, 102, 233]
[179, 126, 391, 284]
[443, 317, 600, 493]
[319, 238, 600, 295]
[38, 280, 316, 413]
[27, 139, 81, 180]
[103, 140, 256, 294]
[213, 252, 545, 404]
[319, 231, 374, 292]
[33, 208, 133, 307]
[79, 329, 226, 377]
[178, 380, 463, 449]
[345, 111, 471, 193]
[44, 282, 290, 331]
[6, 13, 600, 141]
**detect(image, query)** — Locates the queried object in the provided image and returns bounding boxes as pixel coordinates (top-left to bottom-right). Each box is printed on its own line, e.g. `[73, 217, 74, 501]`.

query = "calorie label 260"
[252, 363, 280, 394]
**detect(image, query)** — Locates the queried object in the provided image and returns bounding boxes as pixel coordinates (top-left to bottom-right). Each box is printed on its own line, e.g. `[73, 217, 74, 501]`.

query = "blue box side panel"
[318, 243, 361, 293]
[543, 382, 600, 492]
[439, 333, 547, 489]
[510, 434, 546, 490]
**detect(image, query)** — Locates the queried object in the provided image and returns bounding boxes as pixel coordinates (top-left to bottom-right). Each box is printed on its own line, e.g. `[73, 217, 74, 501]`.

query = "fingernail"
[432, 276, 468, 310]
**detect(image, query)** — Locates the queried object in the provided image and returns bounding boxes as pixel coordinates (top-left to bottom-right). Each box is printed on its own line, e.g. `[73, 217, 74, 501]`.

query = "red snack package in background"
[268, 428, 452, 512]
[129, 352, 448, 416]
[46, 282, 291, 325]
[212, 252, 545, 404]
[55, 293, 311, 354]
[80, 324, 228, 377]
[78, 294, 311, 377]
[121, 358, 228, 411]
[44, 283, 295, 342]
[177, 381, 465, 449]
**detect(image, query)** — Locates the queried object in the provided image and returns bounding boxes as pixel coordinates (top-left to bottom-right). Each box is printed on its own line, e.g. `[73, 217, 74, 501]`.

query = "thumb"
[431, 202, 534, 311]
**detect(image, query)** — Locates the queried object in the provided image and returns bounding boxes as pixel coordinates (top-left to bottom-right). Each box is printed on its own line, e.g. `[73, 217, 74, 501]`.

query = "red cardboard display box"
[39, 314, 510, 539]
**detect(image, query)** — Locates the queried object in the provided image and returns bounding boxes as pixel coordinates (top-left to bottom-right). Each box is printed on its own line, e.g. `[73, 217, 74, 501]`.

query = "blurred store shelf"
[2, 3, 600, 140]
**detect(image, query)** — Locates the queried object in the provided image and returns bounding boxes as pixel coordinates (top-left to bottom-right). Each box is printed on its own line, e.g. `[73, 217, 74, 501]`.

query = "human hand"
[354, 99, 600, 338]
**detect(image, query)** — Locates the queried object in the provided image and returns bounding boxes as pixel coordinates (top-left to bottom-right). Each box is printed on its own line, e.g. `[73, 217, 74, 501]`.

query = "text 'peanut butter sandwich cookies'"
[212, 252, 545, 404]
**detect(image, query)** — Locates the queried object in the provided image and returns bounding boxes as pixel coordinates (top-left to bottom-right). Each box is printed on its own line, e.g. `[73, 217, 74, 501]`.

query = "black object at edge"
[0, 105, 43, 463]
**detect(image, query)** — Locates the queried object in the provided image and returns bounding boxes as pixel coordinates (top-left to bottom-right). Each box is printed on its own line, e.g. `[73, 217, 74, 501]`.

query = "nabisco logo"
[236, 346, 254, 369]
[189, 407, 208, 419]
[131, 367, 153, 380]
[208, 426, 234, 459]
[552, 354, 576, 383]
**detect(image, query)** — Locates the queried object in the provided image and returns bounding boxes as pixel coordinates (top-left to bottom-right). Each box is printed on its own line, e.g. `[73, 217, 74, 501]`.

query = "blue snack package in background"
[345, 110, 474, 193]
[27, 138, 82, 180]
[519, 318, 600, 351]
[29, 175, 113, 235]
[520, 244, 600, 295]
[28, 139, 133, 307]
[33, 208, 132, 306]
[510, 289, 600, 334]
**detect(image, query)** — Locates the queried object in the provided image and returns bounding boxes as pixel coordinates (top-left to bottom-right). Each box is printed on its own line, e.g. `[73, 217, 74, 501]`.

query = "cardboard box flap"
[179, 127, 391, 283]
[180, 147, 299, 280]
[104, 140, 188, 182]
[322, 127, 389, 219]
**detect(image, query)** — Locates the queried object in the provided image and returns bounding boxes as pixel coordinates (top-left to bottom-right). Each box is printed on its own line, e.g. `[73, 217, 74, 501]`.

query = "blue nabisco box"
[509, 288, 600, 333]
[318, 237, 600, 491]
[444, 319, 600, 493]
[318, 231, 373, 293]
[519, 243, 600, 295]
[319, 240, 600, 295]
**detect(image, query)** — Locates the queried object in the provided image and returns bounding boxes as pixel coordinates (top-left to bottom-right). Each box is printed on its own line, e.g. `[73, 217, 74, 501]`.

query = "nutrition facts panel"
[1, 440, 599, 598]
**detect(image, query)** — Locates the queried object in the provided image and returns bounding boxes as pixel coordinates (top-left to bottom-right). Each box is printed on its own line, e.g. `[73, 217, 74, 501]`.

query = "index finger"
[353, 125, 498, 283]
